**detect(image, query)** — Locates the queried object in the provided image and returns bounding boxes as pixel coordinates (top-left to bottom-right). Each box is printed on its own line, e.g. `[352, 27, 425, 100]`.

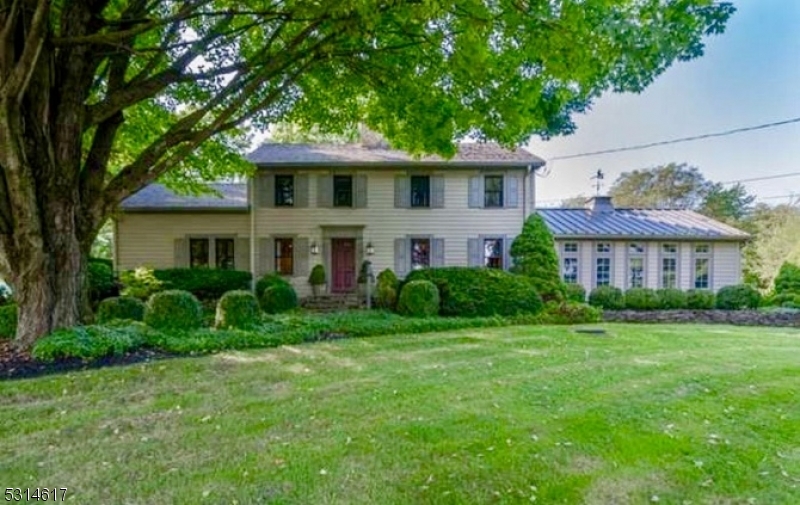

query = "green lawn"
[2, 324, 799, 504]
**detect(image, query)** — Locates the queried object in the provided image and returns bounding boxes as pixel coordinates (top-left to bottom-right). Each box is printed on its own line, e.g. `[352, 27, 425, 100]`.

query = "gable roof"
[538, 208, 750, 241]
[120, 183, 248, 212]
[247, 142, 546, 168]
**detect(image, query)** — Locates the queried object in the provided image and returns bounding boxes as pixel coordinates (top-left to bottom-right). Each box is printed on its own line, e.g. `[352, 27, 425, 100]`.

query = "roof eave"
[252, 160, 544, 169]
[550, 234, 750, 242]
[119, 206, 250, 213]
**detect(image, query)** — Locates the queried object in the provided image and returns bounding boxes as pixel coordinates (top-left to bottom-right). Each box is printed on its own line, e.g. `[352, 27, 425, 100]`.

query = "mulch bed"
[0, 339, 176, 381]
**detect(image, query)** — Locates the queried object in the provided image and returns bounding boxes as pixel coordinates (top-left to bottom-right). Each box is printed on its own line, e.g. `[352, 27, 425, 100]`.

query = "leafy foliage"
[151, 269, 252, 301]
[588, 286, 625, 310]
[404, 267, 543, 317]
[624, 288, 661, 311]
[215, 291, 260, 330]
[397, 280, 440, 317]
[375, 269, 400, 310]
[87, 258, 119, 304]
[255, 273, 292, 300]
[260, 284, 299, 314]
[0, 304, 17, 338]
[537, 302, 602, 325]
[657, 288, 688, 310]
[741, 204, 800, 290]
[96, 297, 146, 324]
[308, 264, 326, 287]
[716, 285, 762, 310]
[774, 262, 800, 297]
[357, 260, 374, 284]
[31, 322, 157, 362]
[510, 214, 565, 302]
[564, 284, 587, 304]
[145, 290, 204, 330]
[686, 289, 716, 310]
[120, 268, 165, 300]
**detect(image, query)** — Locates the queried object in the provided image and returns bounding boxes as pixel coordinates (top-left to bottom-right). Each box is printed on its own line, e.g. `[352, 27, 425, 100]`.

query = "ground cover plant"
[2, 324, 798, 504]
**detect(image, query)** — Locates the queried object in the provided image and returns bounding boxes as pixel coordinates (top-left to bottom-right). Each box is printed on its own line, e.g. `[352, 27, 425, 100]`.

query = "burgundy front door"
[331, 238, 356, 293]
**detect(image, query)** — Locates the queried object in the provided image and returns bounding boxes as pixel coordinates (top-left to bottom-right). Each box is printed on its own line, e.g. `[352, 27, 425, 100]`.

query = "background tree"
[740, 204, 800, 290]
[698, 182, 755, 224]
[269, 122, 358, 144]
[510, 214, 564, 302]
[0, 0, 735, 347]
[609, 163, 712, 209]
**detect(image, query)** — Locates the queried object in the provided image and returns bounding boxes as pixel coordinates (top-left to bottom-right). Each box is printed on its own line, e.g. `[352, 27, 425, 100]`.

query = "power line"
[722, 171, 800, 185]
[548, 116, 800, 162]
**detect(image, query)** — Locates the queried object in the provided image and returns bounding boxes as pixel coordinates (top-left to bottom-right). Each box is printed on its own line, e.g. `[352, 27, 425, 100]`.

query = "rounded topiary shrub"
[397, 280, 440, 317]
[509, 214, 565, 302]
[716, 284, 761, 310]
[657, 288, 687, 309]
[686, 289, 715, 309]
[260, 283, 298, 314]
[564, 283, 587, 303]
[624, 288, 660, 311]
[144, 290, 203, 330]
[215, 290, 260, 329]
[774, 262, 800, 297]
[255, 273, 292, 299]
[375, 269, 400, 309]
[308, 264, 326, 296]
[97, 296, 146, 323]
[588, 286, 624, 310]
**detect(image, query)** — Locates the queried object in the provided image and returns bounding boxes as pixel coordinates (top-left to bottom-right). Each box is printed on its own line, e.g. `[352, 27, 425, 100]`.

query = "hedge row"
[586, 284, 761, 311]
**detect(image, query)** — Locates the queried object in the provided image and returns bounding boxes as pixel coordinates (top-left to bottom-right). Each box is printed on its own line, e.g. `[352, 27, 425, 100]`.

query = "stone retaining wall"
[602, 310, 800, 327]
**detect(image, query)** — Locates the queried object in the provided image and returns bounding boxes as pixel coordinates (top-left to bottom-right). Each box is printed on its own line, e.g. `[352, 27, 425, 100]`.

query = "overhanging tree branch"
[1, 0, 48, 100]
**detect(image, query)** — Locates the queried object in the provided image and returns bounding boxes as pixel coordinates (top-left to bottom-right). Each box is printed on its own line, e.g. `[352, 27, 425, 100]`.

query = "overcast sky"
[527, 0, 800, 207]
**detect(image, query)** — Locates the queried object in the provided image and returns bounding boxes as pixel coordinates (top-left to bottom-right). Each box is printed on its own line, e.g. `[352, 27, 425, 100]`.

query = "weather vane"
[591, 169, 605, 196]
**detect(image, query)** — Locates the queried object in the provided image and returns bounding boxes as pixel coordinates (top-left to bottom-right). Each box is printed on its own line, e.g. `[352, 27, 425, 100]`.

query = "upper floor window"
[484, 175, 504, 208]
[410, 176, 430, 208]
[564, 243, 578, 254]
[596, 243, 611, 254]
[275, 238, 294, 275]
[484, 238, 503, 269]
[333, 175, 353, 207]
[275, 175, 294, 207]
[411, 238, 431, 270]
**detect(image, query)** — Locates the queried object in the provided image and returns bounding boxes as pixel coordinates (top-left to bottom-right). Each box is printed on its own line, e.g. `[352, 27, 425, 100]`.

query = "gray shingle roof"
[538, 208, 750, 241]
[120, 183, 248, 211]
[247, 142, 545, 167]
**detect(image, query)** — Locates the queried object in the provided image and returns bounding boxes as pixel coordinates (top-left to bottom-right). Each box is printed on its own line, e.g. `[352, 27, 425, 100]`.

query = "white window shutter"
[256, 173, 275, 208]
[468, 176, 484, 208]
[355, 175, 368, 208]
[504, 175, 520, 208]
[235, 238, 250, 272]
[394, 238, 409, 278]
[394, 176, 410, 208]
[432, 238, 445, 267]
[294, 237, 310, 276]
[431, 176, 445, 208]
[467, 238, 482, 267]
[317, 174, 333, 208]
[174, 238, 188, 267]
[295, 175, 309, 208]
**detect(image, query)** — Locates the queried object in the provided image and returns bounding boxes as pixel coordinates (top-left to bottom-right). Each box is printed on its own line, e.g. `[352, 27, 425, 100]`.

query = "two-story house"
[115, 142, 546, 296]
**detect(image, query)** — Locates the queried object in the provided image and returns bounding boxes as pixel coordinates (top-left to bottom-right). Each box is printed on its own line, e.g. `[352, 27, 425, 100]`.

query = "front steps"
[300, 293, 364, 312]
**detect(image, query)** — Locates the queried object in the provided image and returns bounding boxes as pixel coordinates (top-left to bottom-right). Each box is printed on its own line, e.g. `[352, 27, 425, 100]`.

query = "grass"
[2, 324, 799, 504]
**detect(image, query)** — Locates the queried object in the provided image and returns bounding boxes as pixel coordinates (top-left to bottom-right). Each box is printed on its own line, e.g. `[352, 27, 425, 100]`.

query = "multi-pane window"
[484, 238, 503, 269]
[190, 238, 210, 268]
[411, 238, 431, 270]
[662, 243, 678, 288]
[333, 175, 353, 207]
[275, 238, 294, 275]
[484, 175, 504, 208]
[628, 243, 645, 288]
[410, 175, 430, 208]
[275, 175, 294, 206]
[694, 244, 711, 289]
[595, 242, 612, 287]
[215, 238, 235, 270]
[562, 242, 579, 284]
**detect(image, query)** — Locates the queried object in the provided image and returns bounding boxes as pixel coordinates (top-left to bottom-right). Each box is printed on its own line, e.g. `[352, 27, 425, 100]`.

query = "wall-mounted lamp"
[310, 242, 319, 255]
[365, 242, 375, 256]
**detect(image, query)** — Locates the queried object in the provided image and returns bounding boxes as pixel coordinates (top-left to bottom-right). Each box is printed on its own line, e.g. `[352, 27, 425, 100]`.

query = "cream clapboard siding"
[255, 169, 530, 296]
[116, 213, 250, 270]
[555, 239, 743, 292]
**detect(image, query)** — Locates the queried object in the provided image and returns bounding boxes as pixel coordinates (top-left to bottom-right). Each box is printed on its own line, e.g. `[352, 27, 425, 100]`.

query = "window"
[411, 238, 431, 270]
[562, 243, 579, 284]
[595, 242, 612, 287]
[484, 238, 503, 269]
[275, 238, 294, 275]
[275, 175, 294, 206]
[661, 243, 678, 288]
[410, 175, 430, 208]
[215, 238, 235, 270]
[484, 175, 504, 208]
[190, 238, 209, 268]
[596, 243, 611, 254]
[333, 175, 353, 207]
[694, 243, 711, 289]
[628, 243, 645, 288]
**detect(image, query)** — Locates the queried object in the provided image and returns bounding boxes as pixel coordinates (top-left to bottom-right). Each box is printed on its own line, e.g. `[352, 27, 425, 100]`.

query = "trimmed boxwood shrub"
[657, 288, 688, 310]
[145, 290, 203, 329]
[152, 268, 252, 301]
[404, 267, 543, 317]
[397, 280, 440, 317]
[686, 289, 716, 309]
[564, 284, 587, 303]
[260, 283, 298, 314]
[375, 269, 399, 310]
[538, 301, 602, 325]
[0, 304, 17, 338]
[510, 214, 565, 302]
[216, 290, 260, 329]
[255, 273, 292, 299]
[97, 296, 146, 323]
[624, 288, 660, 311]
[715, 284, 761, 310]
[588, 286, 624, 310]
[308, 264, 326, 294]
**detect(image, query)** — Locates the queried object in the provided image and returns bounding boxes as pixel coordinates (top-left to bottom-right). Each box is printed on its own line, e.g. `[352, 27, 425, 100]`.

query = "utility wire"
[548, 116, 800, 161]
[722, 171, 800, 185]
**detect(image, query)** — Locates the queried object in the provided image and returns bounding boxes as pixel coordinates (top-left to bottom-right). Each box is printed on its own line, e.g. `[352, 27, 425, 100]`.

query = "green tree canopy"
[0, 0, 735, 347]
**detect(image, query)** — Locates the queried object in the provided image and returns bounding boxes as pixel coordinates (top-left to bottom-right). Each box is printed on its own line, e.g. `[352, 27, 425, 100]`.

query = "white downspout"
[249, 175, 257, 293]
